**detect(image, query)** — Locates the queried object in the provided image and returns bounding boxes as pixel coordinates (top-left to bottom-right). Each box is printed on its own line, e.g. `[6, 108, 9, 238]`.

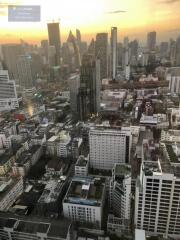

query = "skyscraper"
[69, 74, 80, 118]
[175, 37, 180, 66]
[77, 54, 100, 120]
[147, 31, 156, 51]
[47, 22, 61, 66]
[111, 27, 118, 80]
[17, 55, 34, 89]
[95, 33, 108, 80]
[1, 44, 24, 84]
[67, 31, 81, 68]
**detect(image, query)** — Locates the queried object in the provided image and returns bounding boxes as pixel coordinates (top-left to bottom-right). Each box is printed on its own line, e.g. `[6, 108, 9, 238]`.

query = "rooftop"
[64, 176, 105, 206]
[76, 156, 88, 167]
[114, 164, 131, 176]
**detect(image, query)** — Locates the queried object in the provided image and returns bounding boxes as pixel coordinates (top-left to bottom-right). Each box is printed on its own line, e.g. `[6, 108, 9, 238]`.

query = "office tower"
[123, 37, 129, 49]
[95, 33, 108, 80]
[111, 27, 118, 80]
[129, 40, 139, 62]
[47, 22, 61, 66]
[77, 54, 100, 120]
[176, 37, 180, 66]
[117, 43, 123, 66]
[63, 176, 106, 228]
[110, 164, 131, 219]
[67, 31, 81, 68]
[147, 31, 156, 51]
[89, 128, 132, 170]
[160, 42, 168, 58]
[170, 39, 176, 66]
[88, 38, 96, 56]
[0, 70, 19, 111]
[69, 74, 80, 118]
[134, 141, 180, 238]
[17, 55, 34, 89]
[41, 39, 49, 64]
[76, 29, 81, 43]
[1, 44, 24, 84]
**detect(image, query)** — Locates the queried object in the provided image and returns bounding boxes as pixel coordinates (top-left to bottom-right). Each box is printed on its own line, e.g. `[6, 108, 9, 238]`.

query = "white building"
[134, 142, 180, 238]
[0, 70, 19, 112]
[63, 176, 106, 228]
[89, 128, 132, 170]
[0, 177, 23, 211]
[57, 131, 71, 157]
[166, 67, 180, 94]
[75, 155, 89, 176]
[161, 130, 180, 143]
[110, 164, 131, 220]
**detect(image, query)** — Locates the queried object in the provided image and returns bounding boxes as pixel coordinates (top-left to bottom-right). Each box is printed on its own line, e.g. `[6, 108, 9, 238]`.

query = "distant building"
[0, 70, 19, 111]
[147, 31, 156, 51]
[47, 22, 61, 66]
[63, 176, 106, 228]
[89, 128, 132, 170]
[176, 37, 180, 66]
[111, 27, 117, 80]
[166, 67, 180, 94]
[1, 44, 24, 84]
[17, 55, 34, 89]
[95, 33, 108, 80]
[69, 74, 80, 118]
[77, 54, 100, 120]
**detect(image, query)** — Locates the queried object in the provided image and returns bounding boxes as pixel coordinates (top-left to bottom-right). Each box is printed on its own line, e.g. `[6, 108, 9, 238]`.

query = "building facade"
[89, 128, 132, 170]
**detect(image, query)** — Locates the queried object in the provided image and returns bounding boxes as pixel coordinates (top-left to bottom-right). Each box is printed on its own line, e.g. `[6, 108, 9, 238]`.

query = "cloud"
[159, 0, 180, 4]
[106, 10, 126, 14]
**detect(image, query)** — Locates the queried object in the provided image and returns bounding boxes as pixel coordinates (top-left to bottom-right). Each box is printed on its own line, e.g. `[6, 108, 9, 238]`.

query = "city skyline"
[0, 0, 180, 44]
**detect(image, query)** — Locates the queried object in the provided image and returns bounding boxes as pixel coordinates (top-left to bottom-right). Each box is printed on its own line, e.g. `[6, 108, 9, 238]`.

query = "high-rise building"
[175, 37, 180, 66]
[95, 33, 108, 80]
[166, 67, 180, 94]
[47, 22, 61, 66]
[67, 31, 81, 68]
[0, 70, 19, 111]
[160, 42, 168, 58]
[1, 44, 24, 84]
[134, 141, 180, 238]
[41, 39, 49, 64]
[147, 31, 156, 51]
[17, 55, 34, 89]
[88, 38, 96, 56]
[69, 74, 80, 118]
[77, 54, 100, 120]
[89, 128, 132, 170]
[63, 176, 106, 228]
[111, 27, 118, 80]
[170, 39, 176, 66]
[109, 164, 131, 219]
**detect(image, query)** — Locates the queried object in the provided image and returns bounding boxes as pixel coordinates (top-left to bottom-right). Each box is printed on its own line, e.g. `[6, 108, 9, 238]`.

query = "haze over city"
[0, 0, 180, 43]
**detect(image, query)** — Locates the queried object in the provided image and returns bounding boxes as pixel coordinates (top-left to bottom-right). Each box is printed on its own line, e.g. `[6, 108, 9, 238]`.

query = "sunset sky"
[0, 0, 180, 44]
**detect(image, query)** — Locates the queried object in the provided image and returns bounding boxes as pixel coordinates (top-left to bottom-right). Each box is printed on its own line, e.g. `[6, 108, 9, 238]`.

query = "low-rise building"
[0, 177, 23, 211]
[0, 151, 15, 176]
[75, 155, 89, 176]
[63, 176, 106, 228]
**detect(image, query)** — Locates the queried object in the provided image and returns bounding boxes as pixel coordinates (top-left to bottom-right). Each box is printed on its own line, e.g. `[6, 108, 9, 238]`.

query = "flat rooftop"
[0, 214, 71, 239]
[114, 164, 131, 176]
[64, 176, 105, 206]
